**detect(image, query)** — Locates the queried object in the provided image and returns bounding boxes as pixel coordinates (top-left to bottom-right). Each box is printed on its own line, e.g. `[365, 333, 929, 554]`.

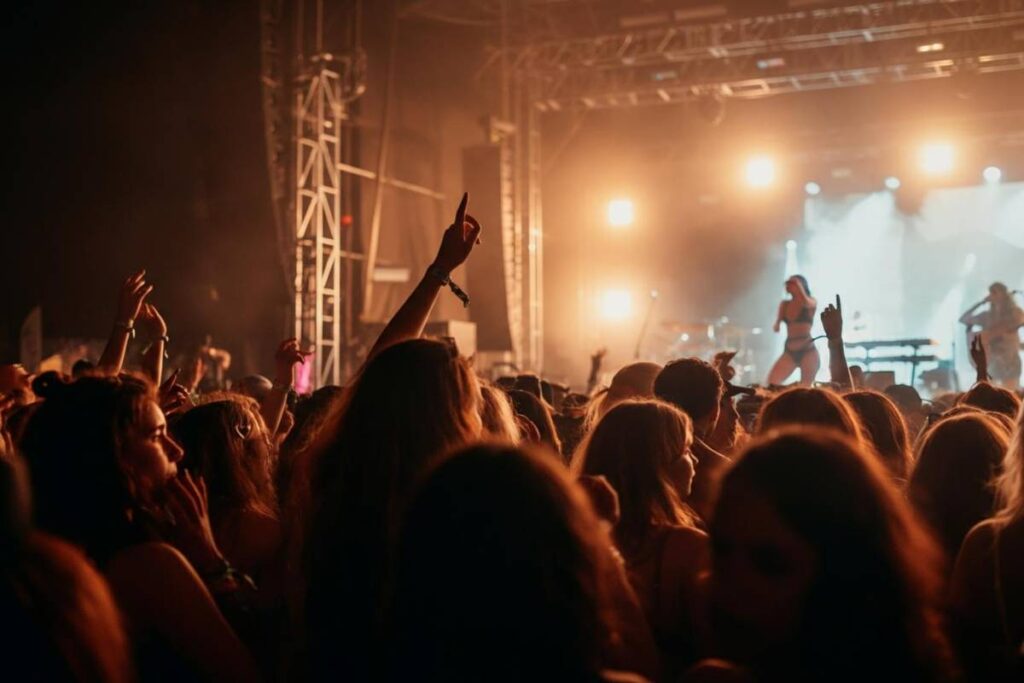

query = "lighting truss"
[488, 0, 1024, 110]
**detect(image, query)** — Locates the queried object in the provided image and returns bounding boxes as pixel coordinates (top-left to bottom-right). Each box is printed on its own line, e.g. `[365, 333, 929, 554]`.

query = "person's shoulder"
[106, 541, 196, 583]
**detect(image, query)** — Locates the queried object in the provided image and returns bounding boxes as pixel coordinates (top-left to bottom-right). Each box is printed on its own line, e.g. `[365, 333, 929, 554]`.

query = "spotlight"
[983, 166, 1002, 184]
[606, 198, 634, 228]
[918, 142, 955, 175]
[785, 240, 797, 250]
[599, 289, 633, 321]
[804, 181, 821, 196]
[745, 156, 776, 188]
[885, 176, 901, 191]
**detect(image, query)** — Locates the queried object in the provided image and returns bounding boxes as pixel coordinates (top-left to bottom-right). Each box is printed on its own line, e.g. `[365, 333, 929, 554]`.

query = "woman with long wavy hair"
[951, 403, 1024, 681]
[694, 428, 956, 682]
[575, 400, 706, 677]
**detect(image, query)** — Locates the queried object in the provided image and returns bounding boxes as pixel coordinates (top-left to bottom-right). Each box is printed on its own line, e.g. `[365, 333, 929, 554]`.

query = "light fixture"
[983, 166, 1002, 184]
[599, 289, 633, 321]
[745, 156, 776, 188]
[918, 142, 955, 175]
[885, 176, 901, 191]
[804, 181, 821, 196]
[606, 198, 635, 227]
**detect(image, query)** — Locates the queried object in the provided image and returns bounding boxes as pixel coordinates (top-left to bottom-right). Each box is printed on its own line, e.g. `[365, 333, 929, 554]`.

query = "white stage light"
[607, 198, 635, 227]
[786, 240, 797, 250]
[745, 156, 776, 188]
[885, 176, 901, 191]
[804, 181, 821, 196]
[983, 166, 1002, 184]
[919, 142, 955, 175]
[599, 289, 633, 321]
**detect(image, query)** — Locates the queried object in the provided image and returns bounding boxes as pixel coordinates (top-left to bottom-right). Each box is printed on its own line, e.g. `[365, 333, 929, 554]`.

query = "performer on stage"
[960, 281, 1024, 389]
[767, 275, 820, 386]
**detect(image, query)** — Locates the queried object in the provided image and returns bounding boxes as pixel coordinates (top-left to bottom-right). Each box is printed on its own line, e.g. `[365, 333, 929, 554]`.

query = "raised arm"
[586, 348, 607, 395]
[772, 301, 784, 333]
[98, 270, 153, 376]
[969, 334, 989, 385]
[959, 297, 988, 326]
[137, 303, 168, 385]
[821, 295, 852, 390]
[261, 338, 307, 436]
[366, 192, 481, 361]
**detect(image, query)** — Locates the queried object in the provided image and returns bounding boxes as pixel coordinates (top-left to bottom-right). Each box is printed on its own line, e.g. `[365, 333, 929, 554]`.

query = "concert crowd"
[2, 195, 1023, 682]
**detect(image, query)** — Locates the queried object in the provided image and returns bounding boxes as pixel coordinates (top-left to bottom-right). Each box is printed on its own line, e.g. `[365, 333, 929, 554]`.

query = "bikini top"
[785, 304, 815, 325]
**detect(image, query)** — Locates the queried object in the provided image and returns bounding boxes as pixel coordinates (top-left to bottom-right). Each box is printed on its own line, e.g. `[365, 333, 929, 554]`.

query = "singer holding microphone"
[960, 281, 1024, 389]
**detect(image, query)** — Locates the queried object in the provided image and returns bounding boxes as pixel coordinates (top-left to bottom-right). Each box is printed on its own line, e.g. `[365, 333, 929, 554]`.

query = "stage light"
[745, 156, 776, 188]
[607, 198, 635, 227]
[599, 289, 633, 321]
[804, 181, 821, 196]
[786, 240, 797, 250]
[918, 142, 955, 175]
[983, 166, 1002, 184]
[885, 176, 901, 190]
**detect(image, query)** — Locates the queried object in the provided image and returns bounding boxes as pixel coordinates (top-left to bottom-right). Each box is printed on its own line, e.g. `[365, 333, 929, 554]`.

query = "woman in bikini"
[767, 274, 820, 386]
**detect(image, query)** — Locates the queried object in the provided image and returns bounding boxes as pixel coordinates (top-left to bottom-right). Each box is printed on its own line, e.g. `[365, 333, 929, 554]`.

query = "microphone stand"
[634, 290, 659, 360]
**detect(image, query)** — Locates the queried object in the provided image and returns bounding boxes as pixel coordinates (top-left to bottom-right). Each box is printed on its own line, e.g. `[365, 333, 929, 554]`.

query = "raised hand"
[820, 295, 843, 341]
[137, 302, 168, 338]
[159, 369, 193, 416]
[163, 470, 224, 575]
[713, 350, 738, 382]
[273, 338, 309, 388]
[970, 334, 989, 382]
[591, 347, 607, 369]
[117, 270, 153, 323]
[432, 192, 482, 274]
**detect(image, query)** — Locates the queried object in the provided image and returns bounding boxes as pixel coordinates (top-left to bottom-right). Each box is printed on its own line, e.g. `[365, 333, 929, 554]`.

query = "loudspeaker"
[462, 145, 514, 352]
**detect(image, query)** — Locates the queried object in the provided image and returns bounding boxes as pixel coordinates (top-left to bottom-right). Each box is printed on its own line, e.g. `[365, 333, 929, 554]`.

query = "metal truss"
[487, 0, 1024, 109]
[294, 63, 344, 388]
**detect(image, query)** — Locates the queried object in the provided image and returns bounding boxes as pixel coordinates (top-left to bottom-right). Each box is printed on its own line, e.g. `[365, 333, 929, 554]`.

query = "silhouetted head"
[710, 428, 952, 682]
[908, 411, 1008, 561]
[958, 381, 1021, 420]
[20, 376, 183, 562]
[757, 387, 865, 447]
[391, 443, 621, 682]
[844, 391, 912, 482]
[576, 400, 695, 555]
[509, 389, 561, 455]
[654, 358, 724, 439]
[170, 399, 276, 525]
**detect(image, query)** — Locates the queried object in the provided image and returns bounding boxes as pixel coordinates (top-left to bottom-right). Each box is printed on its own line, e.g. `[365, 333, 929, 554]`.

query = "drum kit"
[657, 317, 766, 382]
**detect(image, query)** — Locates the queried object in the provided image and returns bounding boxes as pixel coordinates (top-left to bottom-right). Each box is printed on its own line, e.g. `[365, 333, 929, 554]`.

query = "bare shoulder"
[106, 541, 195, 580]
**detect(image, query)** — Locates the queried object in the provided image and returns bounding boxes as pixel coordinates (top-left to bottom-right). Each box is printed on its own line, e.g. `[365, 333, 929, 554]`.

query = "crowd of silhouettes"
[2, 193, 1024, 682]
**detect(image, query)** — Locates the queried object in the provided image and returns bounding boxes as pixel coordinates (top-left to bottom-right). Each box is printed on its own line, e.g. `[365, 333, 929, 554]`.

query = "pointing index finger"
[835, 294, 842, 312]
[454, 192, 468, 231]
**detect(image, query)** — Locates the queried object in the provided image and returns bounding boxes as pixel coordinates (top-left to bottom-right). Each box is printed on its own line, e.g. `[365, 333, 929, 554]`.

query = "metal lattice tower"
[292, 0, 365, 389]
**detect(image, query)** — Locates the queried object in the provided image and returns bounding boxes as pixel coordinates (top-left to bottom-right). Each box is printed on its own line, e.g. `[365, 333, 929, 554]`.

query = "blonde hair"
[479, 383, 520, 443]
[995, 404, 1024, 522]
[583, 362, 662, 432]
